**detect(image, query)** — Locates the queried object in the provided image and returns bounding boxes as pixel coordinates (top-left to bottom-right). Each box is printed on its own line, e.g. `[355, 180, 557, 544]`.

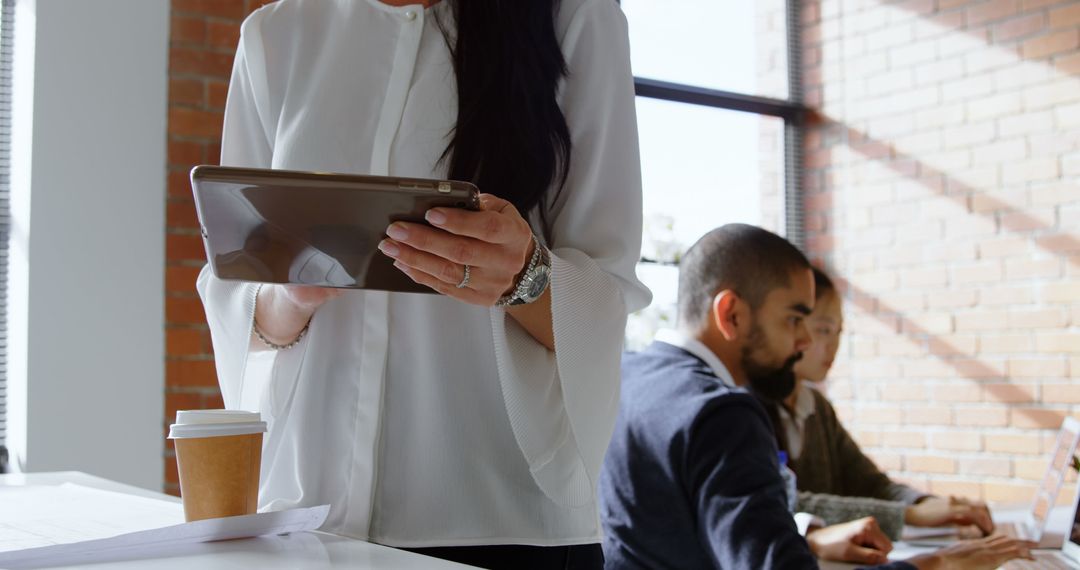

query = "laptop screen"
[1042, 425, 1080, 497]
[1053, 428, 1076, 471]
[1069, 445, 1080, 548]
[1028, 420, 1080, 540]
[1071, 490, 1080, 547]
[1033, 493, 1051, 527]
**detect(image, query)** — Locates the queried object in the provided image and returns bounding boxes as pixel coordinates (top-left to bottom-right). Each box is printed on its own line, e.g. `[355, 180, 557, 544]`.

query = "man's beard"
[742, 324, 802, 403]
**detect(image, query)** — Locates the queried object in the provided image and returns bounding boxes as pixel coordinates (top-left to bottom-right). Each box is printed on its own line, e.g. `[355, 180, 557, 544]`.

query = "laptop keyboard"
[999, 522, 1025, 539]
[1003, 553, 1078, 569]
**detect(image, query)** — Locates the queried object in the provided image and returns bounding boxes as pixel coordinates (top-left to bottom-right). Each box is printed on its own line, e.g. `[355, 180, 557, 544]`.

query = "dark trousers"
[404, 543, 603, 570]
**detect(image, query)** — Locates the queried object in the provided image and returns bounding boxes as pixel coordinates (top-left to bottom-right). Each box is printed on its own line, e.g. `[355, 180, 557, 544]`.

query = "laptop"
[998, 417, 1080, 545]
[1003, 464, 1080, 569]
[904, 417, 1080, 548]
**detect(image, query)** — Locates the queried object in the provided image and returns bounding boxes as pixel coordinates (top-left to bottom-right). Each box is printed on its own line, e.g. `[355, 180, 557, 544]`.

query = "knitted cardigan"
[787, 387, 929, 540]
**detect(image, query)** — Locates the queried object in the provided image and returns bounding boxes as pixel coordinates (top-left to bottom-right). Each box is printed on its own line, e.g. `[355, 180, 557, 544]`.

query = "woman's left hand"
[904, 496, 994, 536]
[378, 193, 535, 306]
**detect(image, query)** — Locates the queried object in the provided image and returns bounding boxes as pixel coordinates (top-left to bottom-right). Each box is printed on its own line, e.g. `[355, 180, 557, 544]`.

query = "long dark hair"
[437, 1, 572, 240]
[812, 266, 836, 301]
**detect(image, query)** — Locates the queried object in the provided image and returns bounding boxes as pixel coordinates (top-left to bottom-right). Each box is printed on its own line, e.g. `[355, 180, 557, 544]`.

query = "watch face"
[524, 266, 551, 300]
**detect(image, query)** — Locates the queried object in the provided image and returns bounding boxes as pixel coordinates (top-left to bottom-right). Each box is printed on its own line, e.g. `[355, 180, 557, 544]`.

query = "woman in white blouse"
[196, 0, 650, 567]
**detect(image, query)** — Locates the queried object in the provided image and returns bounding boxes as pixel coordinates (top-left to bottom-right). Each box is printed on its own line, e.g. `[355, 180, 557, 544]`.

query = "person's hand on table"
[806, 516, 893, 565]
[379, 194, 534, 306]
[905, 496, 995, 536]
[907, 535, 1034, 570]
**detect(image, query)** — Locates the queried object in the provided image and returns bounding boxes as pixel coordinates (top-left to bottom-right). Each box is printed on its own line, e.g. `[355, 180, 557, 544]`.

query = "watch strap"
[495, 234, 549, 307]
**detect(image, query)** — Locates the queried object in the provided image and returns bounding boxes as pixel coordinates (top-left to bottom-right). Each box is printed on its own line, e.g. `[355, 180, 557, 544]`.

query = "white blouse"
[197, 0, 650, 548]
[778, 382, 819, 461]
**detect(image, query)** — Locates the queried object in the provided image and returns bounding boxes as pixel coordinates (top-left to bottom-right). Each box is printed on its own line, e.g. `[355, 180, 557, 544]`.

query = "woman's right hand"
[806, 517, 892, 565]
[277, 284, 343, 312]
[908, 535, 1035, 570]
[253, 284, 342, 346]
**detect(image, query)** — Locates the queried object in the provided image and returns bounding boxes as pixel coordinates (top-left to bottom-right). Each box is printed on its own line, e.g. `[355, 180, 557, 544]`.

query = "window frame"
[630, 0, 807, 249]
[0, 0, 14, 474]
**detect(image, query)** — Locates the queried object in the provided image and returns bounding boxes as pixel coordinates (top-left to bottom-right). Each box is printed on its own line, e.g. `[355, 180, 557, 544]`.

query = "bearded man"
[599, 224, 1031, 570]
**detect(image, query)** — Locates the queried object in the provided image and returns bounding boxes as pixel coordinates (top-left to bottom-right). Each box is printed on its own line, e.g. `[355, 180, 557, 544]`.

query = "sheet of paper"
[0, 483, 329, 569]
[0, 483, 185, 552]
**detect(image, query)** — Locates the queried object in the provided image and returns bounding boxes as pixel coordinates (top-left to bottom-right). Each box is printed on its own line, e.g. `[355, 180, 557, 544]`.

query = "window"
[622, 0, 788, 99]
[623, 0, 806, 349]
[0, 0, 13, 473]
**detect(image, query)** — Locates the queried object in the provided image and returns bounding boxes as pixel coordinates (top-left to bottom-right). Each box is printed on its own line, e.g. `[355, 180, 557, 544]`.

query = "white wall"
[8, 0, 169, 491]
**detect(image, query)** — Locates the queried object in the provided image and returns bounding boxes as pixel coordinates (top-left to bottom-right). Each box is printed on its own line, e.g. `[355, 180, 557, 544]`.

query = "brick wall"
[164, 0, 270, 495]
[802, 0, 1080, 504]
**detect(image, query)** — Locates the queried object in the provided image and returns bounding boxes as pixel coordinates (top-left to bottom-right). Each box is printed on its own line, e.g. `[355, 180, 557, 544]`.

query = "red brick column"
[802, 0, 1080, 503]
[164, 0, 271, 496]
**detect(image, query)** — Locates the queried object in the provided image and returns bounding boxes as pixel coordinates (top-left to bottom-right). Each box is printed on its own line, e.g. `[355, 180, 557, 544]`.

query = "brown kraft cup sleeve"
[175, 432, 263, 522]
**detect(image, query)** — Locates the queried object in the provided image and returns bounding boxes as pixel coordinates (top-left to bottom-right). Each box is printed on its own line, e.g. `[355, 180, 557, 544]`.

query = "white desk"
[0, 471, 475, 569]
[819, 506, 1076, 570]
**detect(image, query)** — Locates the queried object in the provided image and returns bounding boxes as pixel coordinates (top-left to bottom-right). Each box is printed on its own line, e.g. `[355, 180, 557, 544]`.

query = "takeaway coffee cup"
[168, 410, 267, 522]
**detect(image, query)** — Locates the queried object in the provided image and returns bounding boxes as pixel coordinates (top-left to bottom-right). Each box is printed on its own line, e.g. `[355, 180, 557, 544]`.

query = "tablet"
[190, 165, 481, 293]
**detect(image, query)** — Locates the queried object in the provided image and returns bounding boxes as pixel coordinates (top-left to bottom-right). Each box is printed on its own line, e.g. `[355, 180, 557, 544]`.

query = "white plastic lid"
[168, 409, 267, 439]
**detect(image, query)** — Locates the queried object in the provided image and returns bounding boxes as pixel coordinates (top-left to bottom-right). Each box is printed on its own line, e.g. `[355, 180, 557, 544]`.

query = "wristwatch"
[495, 234, 551, 307]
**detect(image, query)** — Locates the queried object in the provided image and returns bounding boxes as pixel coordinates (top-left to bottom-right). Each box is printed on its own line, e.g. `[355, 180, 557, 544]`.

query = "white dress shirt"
[777, 382, 818, 461]
[196, 0, 650, 547]
[653, 329, 737, 388]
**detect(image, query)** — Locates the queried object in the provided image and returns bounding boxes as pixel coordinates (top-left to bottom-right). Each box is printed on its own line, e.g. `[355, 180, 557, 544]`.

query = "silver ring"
[456, 264, 471, 289]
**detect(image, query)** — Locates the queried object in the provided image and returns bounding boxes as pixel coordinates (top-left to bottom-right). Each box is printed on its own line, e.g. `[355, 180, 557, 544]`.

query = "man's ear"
[711, 290, 743, 341]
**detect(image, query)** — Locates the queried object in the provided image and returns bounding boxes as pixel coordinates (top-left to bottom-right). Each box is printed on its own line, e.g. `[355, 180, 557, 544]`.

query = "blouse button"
[404, 10, 417, 21]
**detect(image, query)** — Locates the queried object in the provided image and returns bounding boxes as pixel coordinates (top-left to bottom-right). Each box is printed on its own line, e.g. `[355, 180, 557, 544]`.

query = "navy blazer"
[599, 341, 914, 570]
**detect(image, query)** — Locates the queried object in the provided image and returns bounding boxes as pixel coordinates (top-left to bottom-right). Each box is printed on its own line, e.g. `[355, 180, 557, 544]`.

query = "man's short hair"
[677, 224, 811, 330]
